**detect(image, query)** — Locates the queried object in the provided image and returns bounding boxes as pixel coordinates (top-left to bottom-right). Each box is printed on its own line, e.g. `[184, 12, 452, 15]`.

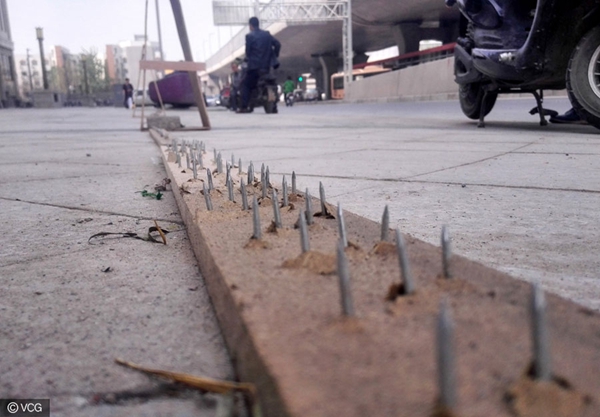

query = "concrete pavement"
[0, 96, 598, 415]
[0, 108, 238, 416]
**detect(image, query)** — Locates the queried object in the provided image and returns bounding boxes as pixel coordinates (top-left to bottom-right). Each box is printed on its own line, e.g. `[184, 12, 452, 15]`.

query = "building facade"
[106, 35, 160, 92]
[14, 51, 46, 98]
[0, 0, 18, 107]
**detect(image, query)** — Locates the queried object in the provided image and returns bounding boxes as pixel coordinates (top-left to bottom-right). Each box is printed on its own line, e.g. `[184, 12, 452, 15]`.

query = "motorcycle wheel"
[567, 26, 600, 130]
[458, 82, 497, 120]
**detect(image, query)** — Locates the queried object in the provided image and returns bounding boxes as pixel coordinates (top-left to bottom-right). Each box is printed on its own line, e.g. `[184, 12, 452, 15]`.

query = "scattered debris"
[137, 190, 163, 200]
[88, 222, 176, 245]
[114, 358, 262, 417]
[101, 267, 112, 273]
[155, 178, 172, 192]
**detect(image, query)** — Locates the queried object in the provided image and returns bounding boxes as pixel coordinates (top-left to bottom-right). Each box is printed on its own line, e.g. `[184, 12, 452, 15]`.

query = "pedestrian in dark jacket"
[238, 17, 281, 112]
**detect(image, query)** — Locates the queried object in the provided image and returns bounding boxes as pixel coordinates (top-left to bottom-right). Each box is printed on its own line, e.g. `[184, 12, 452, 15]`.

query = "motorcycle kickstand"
[531, 90, 548, 126]
[478, 90, 490, 128]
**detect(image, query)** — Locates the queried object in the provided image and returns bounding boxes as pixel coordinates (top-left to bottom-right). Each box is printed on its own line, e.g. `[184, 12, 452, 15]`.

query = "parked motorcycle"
[446, 0, 600, 129]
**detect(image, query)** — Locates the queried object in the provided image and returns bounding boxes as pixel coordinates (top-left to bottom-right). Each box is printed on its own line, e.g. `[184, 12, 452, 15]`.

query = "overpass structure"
[204, 0, 460, 97]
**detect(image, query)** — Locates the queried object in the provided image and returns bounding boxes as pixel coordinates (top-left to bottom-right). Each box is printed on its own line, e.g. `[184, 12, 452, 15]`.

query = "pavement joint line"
[0, 246, 98, 269]
[0, 170, 157, 185]
[149, 130, 600, 416]
[0, 196, 185, 225]
[268, 173, 600, 195]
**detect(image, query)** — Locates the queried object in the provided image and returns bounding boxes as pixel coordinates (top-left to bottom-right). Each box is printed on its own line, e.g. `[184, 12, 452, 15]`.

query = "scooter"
[285, 92, 294, 107]
[446, 0, 600, 129]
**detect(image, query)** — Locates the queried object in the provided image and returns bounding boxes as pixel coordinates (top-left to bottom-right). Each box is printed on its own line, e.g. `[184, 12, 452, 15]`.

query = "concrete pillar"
[392, 22, 422, 54]
[315, 55, 339, 100]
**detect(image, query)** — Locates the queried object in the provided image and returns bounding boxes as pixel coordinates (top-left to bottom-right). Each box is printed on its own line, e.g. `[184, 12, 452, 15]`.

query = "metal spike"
[395, 228, 414, 294]
[217, 152, 223, 174]
[282, 176, 289, 207]
[185, 150, 191, 170]
[248, 162, 254, 185]
[238, 158, 242, 175]
[299, 209, 310, 253]
[241, 178, 249, 211]
[201, 141, 205, 152]
[207, 168, 214, 191]
[203, 183, 213, 211]
[231, 153, 235, 167]
[252, 196, 261, 240]
[192, 155, 198, 179]
[176, 151, 181, 168]
[337, 203, 348, 248]
[227, 173, 235, 202]
[381, 205, 390, 242]
[261, 163, 265, 181]
[531, 282, 551, 381]
[292, 171, 297, 194]
[265, 166, 271, 188]
[272, 189, 282, 228]
[336, 241, 355, 316]
[305, 189, 313, 225]
[319, 182, 326, 214]
[437, 299, 457, 411]
[213, 148, 217, 162]
[198, 151, 204, 169]
[441, 225, 452, 279]
[261, 169, 267, 199]
[226, 162, 231, 186]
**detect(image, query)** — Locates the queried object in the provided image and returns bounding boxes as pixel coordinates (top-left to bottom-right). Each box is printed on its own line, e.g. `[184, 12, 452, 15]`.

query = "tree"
[80, 48, 111, 93]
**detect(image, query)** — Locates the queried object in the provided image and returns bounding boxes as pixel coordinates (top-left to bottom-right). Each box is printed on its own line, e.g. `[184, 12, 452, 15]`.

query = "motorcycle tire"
[458, 82, 497, 120]
[567, 26, 600, 130]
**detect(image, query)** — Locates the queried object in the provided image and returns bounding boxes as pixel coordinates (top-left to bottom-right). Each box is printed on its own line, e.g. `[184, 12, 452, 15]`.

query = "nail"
[381, 205, 389, 242]
[336, 240, 355, 316]
[292, 171, 297, 194]
[226, 162, 231, 186]
[213, 148, 217, 162]
[441, 225, 452, 279]
[272, 188, 282, 228]
[198, 151, 204, 169]
[203, 183, 213, 211]
[227, 173, 234, 202]
[231, 153, 235, 167]
[238, 158, 242, 175]
[531, 282, 551, 381]
[282, 176, 288, 207]
[185, 150, 191, 170]
[252, 196, 261, 240]
[261, 169, 267, 199]
[248, 162, 254, 185]
[299, 209, 310, 253]
[305, 189, 313, 225]
[176, 151, 181, 168]
[207, 168, 214, 191]
[241, 178, 249, 211]
[193, 155, 198, 179]
[437, 299, 457, 411]
[261, 163, 265, 181]
[201, 141, 205, 152]
[337, 203, 348, 248]
[217, 152, 223, 174]
[319, 182, 326, 215]
[266, 166, 270, 188]
[395, 228, 414, 294]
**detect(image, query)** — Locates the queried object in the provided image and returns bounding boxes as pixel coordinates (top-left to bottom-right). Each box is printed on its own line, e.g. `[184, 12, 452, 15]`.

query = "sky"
[7, 0, 241, 61]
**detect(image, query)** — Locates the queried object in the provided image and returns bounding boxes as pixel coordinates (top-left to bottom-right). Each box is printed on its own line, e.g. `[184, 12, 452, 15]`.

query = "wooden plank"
[139, 60, 206, 72]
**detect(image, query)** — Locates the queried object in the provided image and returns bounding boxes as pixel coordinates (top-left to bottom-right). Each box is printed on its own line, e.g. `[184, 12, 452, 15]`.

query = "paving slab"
[0, 108, 237, 416]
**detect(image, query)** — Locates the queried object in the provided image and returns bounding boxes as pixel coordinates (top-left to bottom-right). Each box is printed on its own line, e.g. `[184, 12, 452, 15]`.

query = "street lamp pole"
[26, 48, 33, 91]
[35, 27, 49, 90]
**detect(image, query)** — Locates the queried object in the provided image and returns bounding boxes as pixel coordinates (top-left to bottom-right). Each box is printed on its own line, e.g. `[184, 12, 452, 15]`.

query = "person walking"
[238, 17, 281, 113]
[122, 78, 134, 109]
